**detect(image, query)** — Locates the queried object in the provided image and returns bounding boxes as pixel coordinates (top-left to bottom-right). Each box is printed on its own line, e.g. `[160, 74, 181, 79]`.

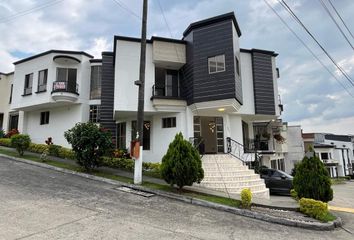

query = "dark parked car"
[259, 168, 293, 195]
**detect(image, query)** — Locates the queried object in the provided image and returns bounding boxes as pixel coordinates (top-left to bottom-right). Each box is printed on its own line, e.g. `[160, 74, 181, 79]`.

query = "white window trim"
[208, 54, 226, 74]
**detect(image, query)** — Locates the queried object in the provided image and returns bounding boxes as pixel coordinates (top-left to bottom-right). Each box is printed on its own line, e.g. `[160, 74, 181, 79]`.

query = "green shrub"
[290, 189, 298, 201]
[299, 198, 329, 221]
[161, 132, 204, 190]
[11, 134, 31, 156]
[0, 129, 5, 138]
[48, 144, 61, 157]
[28, 143, 48, 154]
[40, 148, 50, 162]
[64, 123, 114, 171]
[102, 157, 135, 171]
[241, 188, 252, 209]
[57, 147, 75, 160]
[0, 138, 12, 147]
[293, 154, 333, 202]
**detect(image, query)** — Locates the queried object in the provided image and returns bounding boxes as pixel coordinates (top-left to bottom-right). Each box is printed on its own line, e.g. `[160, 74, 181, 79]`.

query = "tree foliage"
[11, 134, 31, 156]
[64, 122, 113, 171]
[161, 132, 204, 190]
[293, 154, 333, 202]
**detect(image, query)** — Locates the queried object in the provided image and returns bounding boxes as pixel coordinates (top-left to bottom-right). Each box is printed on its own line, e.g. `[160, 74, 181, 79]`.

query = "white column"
[134, 146, 143, 184]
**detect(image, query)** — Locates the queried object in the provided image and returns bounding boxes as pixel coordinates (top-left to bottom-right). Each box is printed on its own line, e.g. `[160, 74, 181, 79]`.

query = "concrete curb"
[0, 153, 342, 231]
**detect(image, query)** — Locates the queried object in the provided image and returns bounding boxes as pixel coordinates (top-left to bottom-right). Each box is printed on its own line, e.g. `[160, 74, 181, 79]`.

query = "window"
[24, 73, 33, 95]
[0, 113, 3, 129]
[9, 114, 19, 131]
[40, 111, 50, 125]
[9, 84, 13, 103]
[208, 55, 225, 74]
[89, 105, 100, 123]
[56, 68, 77, 93]
[131, 120, 150, 150]
[37, 69, 48, 92]
[117, 122, 126, 149]
[271, 160, 277, 169]
[235, 56, 240, 76]
[154, 68, 179, 97]
[162, 117, 176, 128]
[90, 66, 102, 99]
[277, 159, 285, 171]
[321, 152, 329, 160]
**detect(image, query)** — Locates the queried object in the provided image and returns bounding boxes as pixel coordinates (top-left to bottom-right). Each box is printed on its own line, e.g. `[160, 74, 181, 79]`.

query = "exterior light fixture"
[218, 108, 225, 112]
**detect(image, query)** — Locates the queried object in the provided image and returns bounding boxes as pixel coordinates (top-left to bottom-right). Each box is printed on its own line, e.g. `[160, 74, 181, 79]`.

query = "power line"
[263, 0, 354, 98]
[111, 0, 141, 20]
[327, 0, 354, 41]
[279, 0, 354, 88]
[318, 0, 354, 51]
[0, 0, 65, 23]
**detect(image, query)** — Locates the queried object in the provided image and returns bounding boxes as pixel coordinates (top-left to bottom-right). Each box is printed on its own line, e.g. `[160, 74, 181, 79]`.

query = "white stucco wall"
[238, 52, 255, 115]
[0, 73, 13, 131]
[284, 125, 304, 173]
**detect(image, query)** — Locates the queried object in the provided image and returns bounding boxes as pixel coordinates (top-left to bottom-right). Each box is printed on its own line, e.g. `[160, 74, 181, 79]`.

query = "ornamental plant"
[241, 188, 252, 209]
[161, 132, 204, 190]
[64, 122, 114, 171]
[293, 153, 333, 202]
[11, 134, 31, 156]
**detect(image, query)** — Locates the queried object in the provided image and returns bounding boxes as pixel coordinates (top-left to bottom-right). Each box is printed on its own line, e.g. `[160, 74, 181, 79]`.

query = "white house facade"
[0, 72, 15, 132]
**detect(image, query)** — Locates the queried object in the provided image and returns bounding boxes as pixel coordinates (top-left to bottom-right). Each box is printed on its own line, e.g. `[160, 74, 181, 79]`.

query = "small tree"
[64, 122, 113, 172]
[293, 153, 333, 202]
[11, 134, 31, 156]
[161, 132, 204, 190]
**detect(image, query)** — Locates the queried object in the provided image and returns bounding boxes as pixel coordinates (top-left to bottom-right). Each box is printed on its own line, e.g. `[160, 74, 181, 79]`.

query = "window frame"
[23, 73, 33, 95]
[131, 120, 151, 150]
[40, 111, 50, 125]
[37, 69, 48, 93]
[162, 117, 176, 128]
[117, 122, 126, 150]
[89, 105, 100, 123]
[208, 54, 225, 74]
[90, 65, 102, 100]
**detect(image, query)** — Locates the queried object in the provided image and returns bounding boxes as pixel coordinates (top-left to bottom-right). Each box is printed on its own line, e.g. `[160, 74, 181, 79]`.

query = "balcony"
[151, 84, 186, 111]
[51, 81, 79, 102]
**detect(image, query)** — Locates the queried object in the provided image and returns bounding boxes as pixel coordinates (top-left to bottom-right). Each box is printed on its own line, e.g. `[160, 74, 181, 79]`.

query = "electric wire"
[0, 0, 65, 23]
[318, 0, 354, 51]
[263, 0, 354, 98]
[327, 0, 354, 41]
[279, 0, 354, 88]
[111, 0, 141, 20]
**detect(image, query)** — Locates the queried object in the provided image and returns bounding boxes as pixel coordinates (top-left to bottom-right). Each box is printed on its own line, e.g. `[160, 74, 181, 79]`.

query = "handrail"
[226, 137, 258, 168]
[52, 81, 79, 94]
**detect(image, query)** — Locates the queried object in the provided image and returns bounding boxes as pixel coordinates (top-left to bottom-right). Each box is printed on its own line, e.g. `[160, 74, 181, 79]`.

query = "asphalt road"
[0, 156, 353, 240]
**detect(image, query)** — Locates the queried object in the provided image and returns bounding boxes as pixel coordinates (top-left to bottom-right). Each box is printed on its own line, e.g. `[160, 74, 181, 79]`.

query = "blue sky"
[1, 0, 353, 134]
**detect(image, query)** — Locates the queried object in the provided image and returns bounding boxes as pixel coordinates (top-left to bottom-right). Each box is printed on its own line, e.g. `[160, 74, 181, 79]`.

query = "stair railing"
[226, 137, 258, 168]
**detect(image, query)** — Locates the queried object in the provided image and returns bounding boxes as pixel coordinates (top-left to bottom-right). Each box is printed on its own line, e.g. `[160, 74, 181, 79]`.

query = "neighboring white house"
[0, 72, 15, 132]
[283, 124, 304, 174]
[303, 133, 354, 177]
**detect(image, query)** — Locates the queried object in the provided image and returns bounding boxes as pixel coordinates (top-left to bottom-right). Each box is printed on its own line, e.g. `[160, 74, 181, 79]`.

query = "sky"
[1, 0, 354, 135]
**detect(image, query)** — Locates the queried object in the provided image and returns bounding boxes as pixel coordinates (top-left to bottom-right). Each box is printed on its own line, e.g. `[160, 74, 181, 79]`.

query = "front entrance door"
[194, 116, 224, 154]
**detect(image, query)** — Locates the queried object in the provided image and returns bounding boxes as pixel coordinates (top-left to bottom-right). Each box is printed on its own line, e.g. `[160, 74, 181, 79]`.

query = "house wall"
[24, 105, 83, 147]
[284, 125, 304, 174]
[0, 73, 14, 131]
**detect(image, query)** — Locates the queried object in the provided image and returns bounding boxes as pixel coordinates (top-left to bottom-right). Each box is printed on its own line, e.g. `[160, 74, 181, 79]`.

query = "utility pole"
[134, 0, 148, 184]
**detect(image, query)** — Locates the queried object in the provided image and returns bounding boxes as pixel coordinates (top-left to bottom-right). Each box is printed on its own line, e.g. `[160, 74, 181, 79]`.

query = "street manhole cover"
[115, 186, 155, 198]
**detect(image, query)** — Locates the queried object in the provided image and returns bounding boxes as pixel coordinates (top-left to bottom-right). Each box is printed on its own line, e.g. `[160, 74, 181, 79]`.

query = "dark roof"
[13, 50, 93, 65]
[114, 35, 185, 44]
[0, 71, 14, 76]
[325, 134, 352, 142]
[314, 143, 335, 148]
[183, 12, 242, 37]
[90, 59, 103, 63]
[240, 48, 278, 57]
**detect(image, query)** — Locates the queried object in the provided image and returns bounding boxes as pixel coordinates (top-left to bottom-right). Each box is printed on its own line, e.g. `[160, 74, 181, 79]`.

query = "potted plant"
[273, 134, 286, 144]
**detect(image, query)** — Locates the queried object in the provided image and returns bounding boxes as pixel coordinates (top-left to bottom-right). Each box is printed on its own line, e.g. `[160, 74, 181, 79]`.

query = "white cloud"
[86, 37, 112, 58]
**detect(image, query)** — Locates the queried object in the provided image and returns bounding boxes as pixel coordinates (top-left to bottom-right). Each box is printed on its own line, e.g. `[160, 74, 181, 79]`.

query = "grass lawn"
[0, 148, 241, 208]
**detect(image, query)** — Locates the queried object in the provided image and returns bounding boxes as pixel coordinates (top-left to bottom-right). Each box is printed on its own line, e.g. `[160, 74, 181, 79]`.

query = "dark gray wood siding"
[100, 52, 116, 145]
[180, 33, 194, 105]
[192, 20, 238, 103]
[252, 52, 276, 115]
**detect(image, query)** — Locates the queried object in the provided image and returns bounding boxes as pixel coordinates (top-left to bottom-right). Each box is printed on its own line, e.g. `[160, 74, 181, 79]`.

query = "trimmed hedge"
[28, 143, 48, 154]
[0, 138, 12, 147]
[299, 198, 329, 221]
[102, 157, 161, 176]
[57, 147, 75, 160]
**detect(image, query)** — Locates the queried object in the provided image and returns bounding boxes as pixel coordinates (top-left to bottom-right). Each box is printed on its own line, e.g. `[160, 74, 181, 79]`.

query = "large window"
[90, 66, 102, 99]
[154, 68, 179, 97]
[24, 73, 33, 95]
[8, 114, 19, 131]
[89, 105, 100, 123]
[56, 68, 77, 93]
[131, 120, 151, 150]
[40, 111, 50, 125]
[162, 117, 176, 128]
[37, 69, 48, 92]
[117, 122, 126, 149]
[208, 55, 225, 74]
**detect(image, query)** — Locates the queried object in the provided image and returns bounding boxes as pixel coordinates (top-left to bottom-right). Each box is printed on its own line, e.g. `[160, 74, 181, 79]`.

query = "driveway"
[0, 156, 352, 240]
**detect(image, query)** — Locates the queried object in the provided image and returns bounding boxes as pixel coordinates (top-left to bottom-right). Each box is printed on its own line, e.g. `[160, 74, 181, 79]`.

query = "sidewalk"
[0, 146, 298, 209]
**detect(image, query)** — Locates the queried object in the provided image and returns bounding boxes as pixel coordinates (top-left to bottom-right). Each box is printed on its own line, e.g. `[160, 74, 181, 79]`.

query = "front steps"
[197, 154, 270, 199]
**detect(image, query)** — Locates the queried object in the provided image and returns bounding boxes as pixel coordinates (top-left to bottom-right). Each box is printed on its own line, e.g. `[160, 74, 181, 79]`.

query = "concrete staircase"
[197, 154, 270, 199]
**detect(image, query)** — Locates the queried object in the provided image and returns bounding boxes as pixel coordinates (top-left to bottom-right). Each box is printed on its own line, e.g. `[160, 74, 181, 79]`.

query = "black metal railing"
[151, 84, 180, 98]
[226, 137, 258, 168]
[52, 81, 79, 94]
[189, 137, 205, 156]
[244, 138, 270, 152]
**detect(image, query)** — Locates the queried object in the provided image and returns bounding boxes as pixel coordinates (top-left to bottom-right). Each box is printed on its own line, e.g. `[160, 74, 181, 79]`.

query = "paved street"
[0, 156, 352, 240]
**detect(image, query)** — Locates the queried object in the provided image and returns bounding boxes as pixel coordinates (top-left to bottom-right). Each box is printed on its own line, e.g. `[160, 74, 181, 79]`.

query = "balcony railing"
[151, 84, 180, 98]
[244, 139, 272, 152]
[52, 81, 79, 95]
